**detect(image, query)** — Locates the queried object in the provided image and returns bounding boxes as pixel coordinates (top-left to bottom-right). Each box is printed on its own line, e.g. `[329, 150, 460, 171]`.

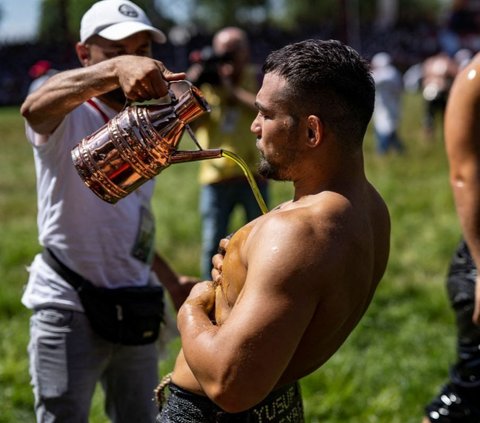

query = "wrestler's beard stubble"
[257, 151, 287, 181]
[258, 155, 278, 180]
[257, 141, 296, 182]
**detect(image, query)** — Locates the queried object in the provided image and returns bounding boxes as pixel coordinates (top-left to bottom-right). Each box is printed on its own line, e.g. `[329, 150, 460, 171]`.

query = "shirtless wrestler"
[422, 53, 480, 423]
[157, 39, 391, 422]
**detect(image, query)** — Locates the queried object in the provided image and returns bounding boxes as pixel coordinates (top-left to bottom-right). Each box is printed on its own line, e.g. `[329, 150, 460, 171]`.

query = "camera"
[188, 46, 234, 86]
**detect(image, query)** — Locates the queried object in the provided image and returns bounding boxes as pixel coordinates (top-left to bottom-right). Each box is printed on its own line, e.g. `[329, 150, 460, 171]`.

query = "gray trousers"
[28, 308, 159, 423]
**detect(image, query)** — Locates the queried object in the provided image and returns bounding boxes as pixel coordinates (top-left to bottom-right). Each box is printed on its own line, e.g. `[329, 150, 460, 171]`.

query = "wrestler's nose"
[251, 113, 261, 136]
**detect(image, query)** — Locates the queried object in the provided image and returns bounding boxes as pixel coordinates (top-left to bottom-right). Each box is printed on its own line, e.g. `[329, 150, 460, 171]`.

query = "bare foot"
[421, 418, 430, 423]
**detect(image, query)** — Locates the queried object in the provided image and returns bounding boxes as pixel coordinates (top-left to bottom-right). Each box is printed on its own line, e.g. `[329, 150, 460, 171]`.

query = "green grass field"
[0, 93, 460, 422]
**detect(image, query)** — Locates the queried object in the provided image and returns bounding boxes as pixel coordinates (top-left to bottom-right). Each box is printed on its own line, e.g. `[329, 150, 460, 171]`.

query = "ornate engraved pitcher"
[71, 80, 222, 204]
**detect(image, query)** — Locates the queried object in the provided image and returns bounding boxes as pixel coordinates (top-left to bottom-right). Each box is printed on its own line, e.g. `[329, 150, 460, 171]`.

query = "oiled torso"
[213, 223, 254, 325]
[171, 188, 389, 396]
[170, 220, 257, 394]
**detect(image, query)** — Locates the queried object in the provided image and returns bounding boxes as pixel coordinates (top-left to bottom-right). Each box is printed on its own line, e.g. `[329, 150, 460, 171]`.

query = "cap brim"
[98, 21, 166, 44]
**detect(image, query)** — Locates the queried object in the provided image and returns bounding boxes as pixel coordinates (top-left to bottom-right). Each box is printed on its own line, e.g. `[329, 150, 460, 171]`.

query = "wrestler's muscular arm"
[21, 54, 185, 136]
[445, 54, 480, 325]
[178, 203, 359, 413]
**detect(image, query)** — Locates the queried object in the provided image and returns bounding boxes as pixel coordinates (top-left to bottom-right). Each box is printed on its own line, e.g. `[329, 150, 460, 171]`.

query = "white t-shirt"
[22, 99, 156, 311]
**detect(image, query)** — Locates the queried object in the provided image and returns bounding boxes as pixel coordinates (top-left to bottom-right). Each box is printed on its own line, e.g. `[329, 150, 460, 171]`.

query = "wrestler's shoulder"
[249, 195, 355, 243]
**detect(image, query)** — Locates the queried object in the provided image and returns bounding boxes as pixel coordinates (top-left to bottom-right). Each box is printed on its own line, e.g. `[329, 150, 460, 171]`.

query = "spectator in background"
[403, 62, 423, 94]
[187, 27, 269, 280]
[422, 52, 480, 423]
[439, 0, 480, 56]
[27, 60, 58, 94]
[371, 52, 405, 155]
[20, 1, 196, 422]
[421, 50, 458, 141]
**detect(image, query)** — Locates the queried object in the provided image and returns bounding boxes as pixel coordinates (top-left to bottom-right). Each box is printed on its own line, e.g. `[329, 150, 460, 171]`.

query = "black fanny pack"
[42, 248, 164, 345]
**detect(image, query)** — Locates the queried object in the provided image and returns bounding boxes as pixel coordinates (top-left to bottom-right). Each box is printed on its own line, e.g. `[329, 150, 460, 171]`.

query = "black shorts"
[157, 381, 304, 422]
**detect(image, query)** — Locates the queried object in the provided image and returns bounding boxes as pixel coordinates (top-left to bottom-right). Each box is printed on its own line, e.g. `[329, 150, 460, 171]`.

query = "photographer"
[187, 27, 269, 280]
[187, 46, 234, 86]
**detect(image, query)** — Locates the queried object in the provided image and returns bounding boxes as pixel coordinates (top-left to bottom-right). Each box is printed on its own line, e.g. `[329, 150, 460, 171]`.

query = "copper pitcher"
[71, 80, 221, 204]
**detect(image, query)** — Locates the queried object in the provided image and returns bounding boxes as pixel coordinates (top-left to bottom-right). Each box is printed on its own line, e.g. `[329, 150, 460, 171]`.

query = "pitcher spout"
[170, 149, 223, 164]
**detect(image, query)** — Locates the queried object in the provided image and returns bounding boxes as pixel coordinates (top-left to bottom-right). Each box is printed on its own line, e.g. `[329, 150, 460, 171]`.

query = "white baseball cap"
[80, 0, 167, 44]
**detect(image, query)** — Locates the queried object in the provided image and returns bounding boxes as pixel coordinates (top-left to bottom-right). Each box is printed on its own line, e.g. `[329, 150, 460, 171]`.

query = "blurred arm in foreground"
[422, 52, 480, 423]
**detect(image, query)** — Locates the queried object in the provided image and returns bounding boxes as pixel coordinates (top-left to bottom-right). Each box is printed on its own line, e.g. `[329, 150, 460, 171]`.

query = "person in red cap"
[20, 1, 196, 422]
[28, 60, 52, 79]
[27, 60, 57, 94]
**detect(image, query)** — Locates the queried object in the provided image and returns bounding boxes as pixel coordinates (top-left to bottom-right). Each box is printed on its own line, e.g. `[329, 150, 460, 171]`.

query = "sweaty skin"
[171, 72, 390, 413]
[443, 53, 480, 326]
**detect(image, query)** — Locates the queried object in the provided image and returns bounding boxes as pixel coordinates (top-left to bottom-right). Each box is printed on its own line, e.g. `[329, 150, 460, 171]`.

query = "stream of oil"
[221, 150, 269, 215]
[184, 124, 268, 215]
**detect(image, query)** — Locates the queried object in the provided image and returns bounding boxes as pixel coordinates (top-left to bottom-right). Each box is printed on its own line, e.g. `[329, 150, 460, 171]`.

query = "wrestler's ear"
[306, 115, 324, 148]
[76, 42, 91, 67]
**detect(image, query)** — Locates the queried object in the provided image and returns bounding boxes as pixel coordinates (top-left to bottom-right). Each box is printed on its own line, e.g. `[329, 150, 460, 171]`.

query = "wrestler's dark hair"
[262, 39, 375, 149]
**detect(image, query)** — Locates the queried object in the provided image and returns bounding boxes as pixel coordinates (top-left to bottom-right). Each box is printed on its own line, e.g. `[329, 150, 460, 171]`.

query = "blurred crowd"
[0, 15, 472, 106]
[1, 3, 479, 107]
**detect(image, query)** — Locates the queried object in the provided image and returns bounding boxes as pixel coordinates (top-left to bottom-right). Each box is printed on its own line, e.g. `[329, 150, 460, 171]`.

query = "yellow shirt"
[196, 67, 260, 185]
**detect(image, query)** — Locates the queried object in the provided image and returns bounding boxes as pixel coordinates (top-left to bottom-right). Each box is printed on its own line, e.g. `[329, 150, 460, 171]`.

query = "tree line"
[29, 0, 445, 45]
